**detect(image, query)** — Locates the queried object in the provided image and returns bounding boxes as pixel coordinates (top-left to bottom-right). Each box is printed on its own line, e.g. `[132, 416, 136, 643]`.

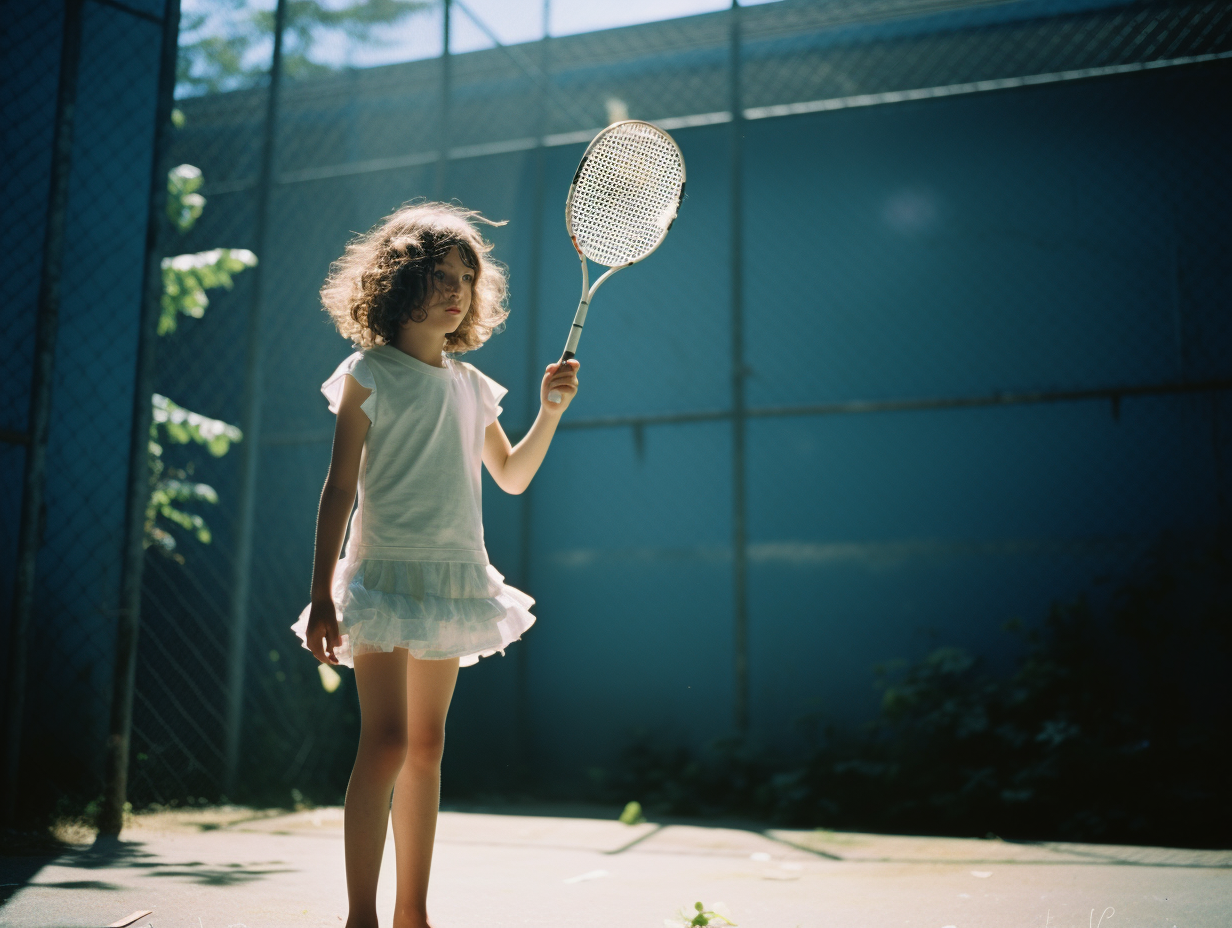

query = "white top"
[321, 345, 506, 566]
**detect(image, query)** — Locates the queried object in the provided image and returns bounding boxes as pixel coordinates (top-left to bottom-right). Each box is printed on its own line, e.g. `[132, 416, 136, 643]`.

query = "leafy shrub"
[603, 530, 1232, 847]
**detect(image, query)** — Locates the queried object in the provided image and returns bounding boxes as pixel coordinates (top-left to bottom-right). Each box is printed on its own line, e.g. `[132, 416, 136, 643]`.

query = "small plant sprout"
[665, 901, 736, 928]
[619, 800, 646, 824]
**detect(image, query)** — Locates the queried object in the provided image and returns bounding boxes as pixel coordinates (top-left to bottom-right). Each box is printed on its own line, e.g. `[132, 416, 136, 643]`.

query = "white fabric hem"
[291, 558, 535, 669]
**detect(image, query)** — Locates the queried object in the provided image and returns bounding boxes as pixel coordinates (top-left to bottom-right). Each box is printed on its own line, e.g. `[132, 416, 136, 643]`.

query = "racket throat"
[554, 261, 627, 367]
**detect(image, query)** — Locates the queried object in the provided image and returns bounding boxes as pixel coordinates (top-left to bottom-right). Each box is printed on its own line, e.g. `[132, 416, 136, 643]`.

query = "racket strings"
[570, 123, 684, 267]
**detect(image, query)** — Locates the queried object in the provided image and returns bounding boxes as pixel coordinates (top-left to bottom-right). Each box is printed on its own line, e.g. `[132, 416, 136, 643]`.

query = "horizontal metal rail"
[258, 378, 1232, 445]
[202, 49, 1232, 196]
[546, 532, 1153, 569]
[742, 377, 1232, 422]
[742, 49, 1232, 120]
[561, 377, 1232, 431]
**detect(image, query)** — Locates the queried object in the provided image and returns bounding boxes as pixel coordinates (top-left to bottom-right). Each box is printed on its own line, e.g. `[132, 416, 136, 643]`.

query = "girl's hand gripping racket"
[547, 120, 686, 404]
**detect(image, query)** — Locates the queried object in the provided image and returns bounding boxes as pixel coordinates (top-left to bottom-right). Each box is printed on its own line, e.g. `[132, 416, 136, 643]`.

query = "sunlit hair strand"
[321, 201, 509, 353]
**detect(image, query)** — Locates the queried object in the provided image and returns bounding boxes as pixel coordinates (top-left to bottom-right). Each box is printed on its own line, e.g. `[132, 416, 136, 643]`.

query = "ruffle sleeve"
[465, 364, 507, 426]
[321, 352, 377, 422]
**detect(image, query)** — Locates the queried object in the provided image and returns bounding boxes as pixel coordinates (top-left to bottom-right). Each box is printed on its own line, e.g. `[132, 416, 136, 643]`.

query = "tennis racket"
[546, 120, 687, 404]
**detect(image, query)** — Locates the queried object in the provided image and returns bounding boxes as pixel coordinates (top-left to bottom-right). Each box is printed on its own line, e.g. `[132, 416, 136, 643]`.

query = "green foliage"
[665, 902, 736, 928]
[145, 150, 250, 560]
[618, 800, 645, 824]
[145, 395, 242, 561]
[177, 0, 430, 96]
[167, 163, 205, 232]
[601, 531, 1232, 847]
[151, 393, 243, 458]
[160, 246, 259, 335]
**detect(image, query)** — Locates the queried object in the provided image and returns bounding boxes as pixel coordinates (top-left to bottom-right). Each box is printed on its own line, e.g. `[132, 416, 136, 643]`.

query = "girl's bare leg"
[390, 655, 459, 928]
[345, 649, 410, 928]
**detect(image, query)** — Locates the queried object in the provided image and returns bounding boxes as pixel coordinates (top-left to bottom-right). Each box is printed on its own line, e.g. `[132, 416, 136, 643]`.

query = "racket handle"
[547, 351, 576, 405]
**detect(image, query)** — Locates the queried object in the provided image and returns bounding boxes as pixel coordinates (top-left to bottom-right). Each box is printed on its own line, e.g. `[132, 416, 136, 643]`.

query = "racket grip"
[547, 351, 576, 405]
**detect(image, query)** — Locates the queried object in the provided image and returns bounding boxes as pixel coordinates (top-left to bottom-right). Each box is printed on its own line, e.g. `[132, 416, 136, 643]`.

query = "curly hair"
[321, 201, 509, 353]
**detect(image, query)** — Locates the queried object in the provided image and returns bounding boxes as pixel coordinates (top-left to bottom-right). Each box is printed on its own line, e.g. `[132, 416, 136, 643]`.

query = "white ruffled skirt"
[292, 557, 535, 668]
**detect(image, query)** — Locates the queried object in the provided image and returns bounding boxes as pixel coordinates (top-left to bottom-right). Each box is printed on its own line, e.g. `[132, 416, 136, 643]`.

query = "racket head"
[565, 120, 687, 269]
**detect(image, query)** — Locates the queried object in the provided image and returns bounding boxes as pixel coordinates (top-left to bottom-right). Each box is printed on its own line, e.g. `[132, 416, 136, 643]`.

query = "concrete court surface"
[1, 806, 1228, 928]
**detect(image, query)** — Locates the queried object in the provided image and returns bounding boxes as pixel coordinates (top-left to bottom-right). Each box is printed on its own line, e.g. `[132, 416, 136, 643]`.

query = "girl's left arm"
[483, 360, 579, 494]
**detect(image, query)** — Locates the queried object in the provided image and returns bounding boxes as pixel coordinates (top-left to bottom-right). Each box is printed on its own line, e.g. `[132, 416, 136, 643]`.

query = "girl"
[292, 202, 579, 928]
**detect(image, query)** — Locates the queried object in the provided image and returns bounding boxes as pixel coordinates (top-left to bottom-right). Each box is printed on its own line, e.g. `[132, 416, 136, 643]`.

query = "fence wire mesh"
[4, 0, 1230, 824]
[3, 0, 169, 819]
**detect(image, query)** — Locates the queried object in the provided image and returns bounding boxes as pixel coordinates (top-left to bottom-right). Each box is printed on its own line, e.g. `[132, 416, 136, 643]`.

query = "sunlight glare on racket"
[547, 120, 686, 404]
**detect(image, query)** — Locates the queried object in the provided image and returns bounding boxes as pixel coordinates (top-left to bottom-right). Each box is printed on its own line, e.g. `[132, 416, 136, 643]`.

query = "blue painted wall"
[4, 0, 1226, 811]
[517, 63, 1232, 779]
[149, 1, 1231, 800]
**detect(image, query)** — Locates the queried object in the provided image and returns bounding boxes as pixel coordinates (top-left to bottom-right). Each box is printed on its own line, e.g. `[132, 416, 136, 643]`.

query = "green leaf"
[167, 163, 205, 232]
[151, 394, 242, 453]
[144, 394, 241, 559]
[160, 247, 258, 334]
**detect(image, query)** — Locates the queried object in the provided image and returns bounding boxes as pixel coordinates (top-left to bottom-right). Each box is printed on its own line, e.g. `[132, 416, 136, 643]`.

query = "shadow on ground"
[0, 825, 300, 907]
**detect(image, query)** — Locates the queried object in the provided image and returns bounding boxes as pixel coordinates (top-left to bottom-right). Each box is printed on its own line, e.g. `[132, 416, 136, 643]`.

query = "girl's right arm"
[305, 372, 371, 664]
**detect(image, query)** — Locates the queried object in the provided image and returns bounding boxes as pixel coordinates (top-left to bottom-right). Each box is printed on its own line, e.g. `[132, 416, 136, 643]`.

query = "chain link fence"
[3, 0, 173, 823]
[5, 0, 1230, 829]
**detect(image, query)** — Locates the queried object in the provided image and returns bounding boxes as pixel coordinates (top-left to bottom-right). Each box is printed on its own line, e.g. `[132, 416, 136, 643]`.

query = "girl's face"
[419, 245, 474, 334]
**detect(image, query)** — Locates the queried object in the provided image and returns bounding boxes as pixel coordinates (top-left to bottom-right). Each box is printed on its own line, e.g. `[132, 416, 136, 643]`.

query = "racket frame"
[548, 120, 686, 402]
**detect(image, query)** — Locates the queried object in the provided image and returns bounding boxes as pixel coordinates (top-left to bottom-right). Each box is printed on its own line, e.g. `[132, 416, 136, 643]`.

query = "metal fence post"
[98, 0, 182, 837]
[728, 0, 749, 738]
[515, 0, 552, 785]
[3, 0, 85, 828]
[225, 0, 288, 798]
[435, 0, 452, 198]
